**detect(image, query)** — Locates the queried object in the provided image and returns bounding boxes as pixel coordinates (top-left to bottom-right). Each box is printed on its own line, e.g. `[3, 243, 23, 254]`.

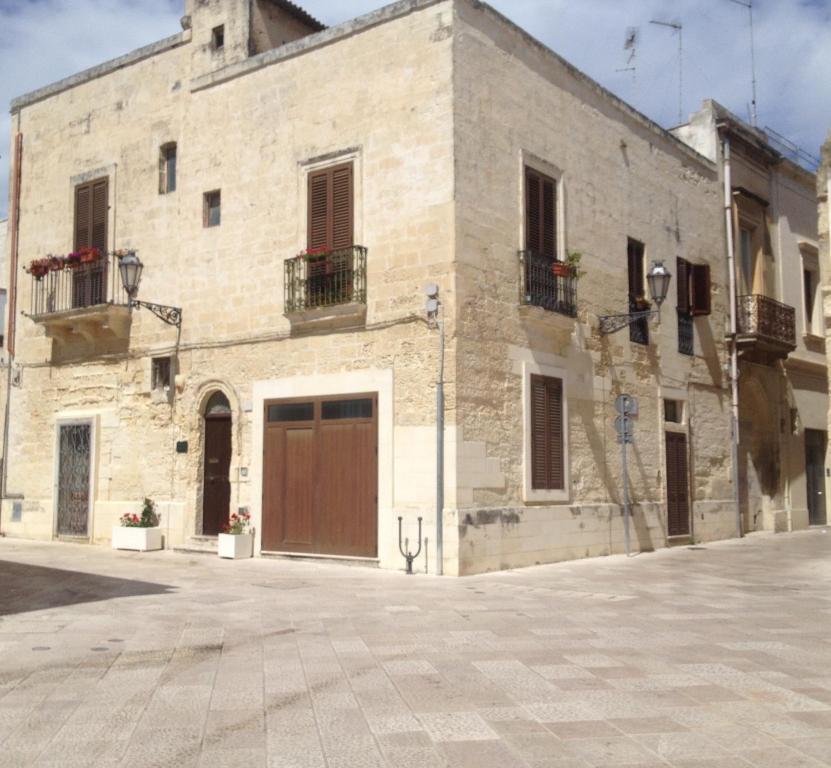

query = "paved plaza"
[1, 530, 831, 768]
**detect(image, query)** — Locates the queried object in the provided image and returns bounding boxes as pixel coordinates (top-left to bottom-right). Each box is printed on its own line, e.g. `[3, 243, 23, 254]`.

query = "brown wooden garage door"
[262, 394, 378, 557]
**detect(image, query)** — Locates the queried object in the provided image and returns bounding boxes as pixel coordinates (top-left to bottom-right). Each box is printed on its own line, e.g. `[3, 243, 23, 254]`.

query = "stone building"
[675, 103, 828, 533]
[2, 0, 738, 574]
[822, 133, 831, 467]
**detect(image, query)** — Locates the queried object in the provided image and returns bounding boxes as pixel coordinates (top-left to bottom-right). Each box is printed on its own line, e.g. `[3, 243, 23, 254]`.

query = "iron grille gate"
[57, 424, 91, 537]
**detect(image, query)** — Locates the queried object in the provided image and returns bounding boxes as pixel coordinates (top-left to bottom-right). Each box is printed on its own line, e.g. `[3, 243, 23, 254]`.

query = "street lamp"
[118, 251, 182, 328]
[599, 260, 672, 335]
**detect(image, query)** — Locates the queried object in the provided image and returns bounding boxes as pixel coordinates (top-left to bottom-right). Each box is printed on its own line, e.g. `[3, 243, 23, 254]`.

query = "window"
[739, 227, 754, 294]
[151, 357, 172, 393]
[159, 143, 177, 194]
[268, 402, 313, 422]
[307, 163, 353, 251]
[203, 190, 221, 227]
[525, 166, 557, 260]
[322, 399, 373, 420]
[212, 25, 225, 50]
[664, 399, 684, 424]
[803, 264, 821, 336]
[676, 258, 711, 356]
[627, 238, 648, 345]
[73, 177, 109, 308]
[530, 374, 564, 491]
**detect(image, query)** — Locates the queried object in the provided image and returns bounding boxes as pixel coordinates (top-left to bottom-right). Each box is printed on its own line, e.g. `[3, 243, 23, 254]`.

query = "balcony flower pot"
[112, 498, 162, 552]
[112, 525, 162, 552]
[551, 262, 572, 278]
[218, 532, 254, 560]
[218, 510, 253, 559]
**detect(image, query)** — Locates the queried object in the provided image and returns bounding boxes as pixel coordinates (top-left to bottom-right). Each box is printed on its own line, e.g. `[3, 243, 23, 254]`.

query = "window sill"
[522, 487, 570, 504]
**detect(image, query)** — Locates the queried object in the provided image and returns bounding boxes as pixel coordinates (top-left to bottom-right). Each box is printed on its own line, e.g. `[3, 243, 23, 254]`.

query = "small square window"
[212, 25, 225, 50]
[203, 190, 221, 228]
[152, 357, 172, 393]
[664, 399, 683, 424]
[159, 143, 177, 194]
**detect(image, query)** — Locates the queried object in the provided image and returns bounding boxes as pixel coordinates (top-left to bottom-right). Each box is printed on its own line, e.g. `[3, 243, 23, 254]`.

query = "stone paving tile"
[2, 530, 831, 767]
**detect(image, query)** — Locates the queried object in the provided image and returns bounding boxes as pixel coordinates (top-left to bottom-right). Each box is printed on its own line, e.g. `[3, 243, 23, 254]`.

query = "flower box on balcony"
[112, 526, 162, 552]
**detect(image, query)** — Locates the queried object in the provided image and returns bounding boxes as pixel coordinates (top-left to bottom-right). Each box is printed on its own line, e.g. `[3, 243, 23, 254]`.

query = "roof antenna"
[650, 19, 684, 125]
[729, 0, 758, 127]
[617, 27, 639, 85]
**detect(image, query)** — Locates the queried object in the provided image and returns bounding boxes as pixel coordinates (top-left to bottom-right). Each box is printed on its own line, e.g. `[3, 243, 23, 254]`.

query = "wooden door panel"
[203, 417, 231, 536]
[666, 432, 690, 537]
[283, 427, 315, 548]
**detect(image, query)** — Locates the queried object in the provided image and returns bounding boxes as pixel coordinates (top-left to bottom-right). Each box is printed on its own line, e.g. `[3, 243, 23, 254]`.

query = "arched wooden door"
[202, 392, 232, 536]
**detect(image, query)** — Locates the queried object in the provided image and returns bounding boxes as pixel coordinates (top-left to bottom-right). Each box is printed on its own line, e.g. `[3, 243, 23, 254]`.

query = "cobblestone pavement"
[1, 530, 831, 768]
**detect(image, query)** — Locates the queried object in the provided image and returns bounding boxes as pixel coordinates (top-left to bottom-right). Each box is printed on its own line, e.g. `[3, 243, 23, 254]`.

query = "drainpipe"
[1, 131, 23, 515]
[721, 131, 743, 539]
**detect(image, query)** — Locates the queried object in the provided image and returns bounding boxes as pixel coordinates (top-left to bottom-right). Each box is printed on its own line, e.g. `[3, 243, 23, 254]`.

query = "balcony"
[27, 253, 130, 343]
[284, 246, 367, 329]
[736, 294, 796, 363]
[518, 251, 578, 318]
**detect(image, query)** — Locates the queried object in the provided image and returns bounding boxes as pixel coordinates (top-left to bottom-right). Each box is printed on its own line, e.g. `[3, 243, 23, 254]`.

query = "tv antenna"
[616, 27, 639, 84]
[729, 0, 758, 127]
[650, 19, 683, 125]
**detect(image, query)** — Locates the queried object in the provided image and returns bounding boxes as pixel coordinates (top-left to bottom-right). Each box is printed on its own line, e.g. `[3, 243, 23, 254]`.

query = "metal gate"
[57, 423, 92, 537]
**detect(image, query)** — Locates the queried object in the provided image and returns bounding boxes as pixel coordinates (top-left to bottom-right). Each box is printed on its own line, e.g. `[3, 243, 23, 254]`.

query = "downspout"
[1, 130, 23, 515]
[721, 129, 743, 539]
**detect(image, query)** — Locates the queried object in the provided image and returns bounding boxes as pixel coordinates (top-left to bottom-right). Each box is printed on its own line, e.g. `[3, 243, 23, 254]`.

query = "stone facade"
[822, 133, 831, 474]
[676, 102, 828, 535]
[3, 0, 741, 575]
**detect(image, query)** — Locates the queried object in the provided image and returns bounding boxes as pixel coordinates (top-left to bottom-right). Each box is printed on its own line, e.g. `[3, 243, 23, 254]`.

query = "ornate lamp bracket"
[130, 299, 182, 328]
[598, 309, 658, 335]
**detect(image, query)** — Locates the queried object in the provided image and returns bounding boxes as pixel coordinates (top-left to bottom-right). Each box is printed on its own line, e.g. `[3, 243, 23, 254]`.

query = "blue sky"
[1, 0, 830, 219]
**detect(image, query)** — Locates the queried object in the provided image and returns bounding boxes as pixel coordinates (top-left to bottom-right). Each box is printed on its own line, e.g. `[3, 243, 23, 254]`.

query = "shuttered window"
[74, 178, 108, 252]
[690, 264, 711, 316]
[677, 257, 691, 315]
[525, 167, 557, 259]
[530, 374, 564, 490]
[307, 163, 353, 252]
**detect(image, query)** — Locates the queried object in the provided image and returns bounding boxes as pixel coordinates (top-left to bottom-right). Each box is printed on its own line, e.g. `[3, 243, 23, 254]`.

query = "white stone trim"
[521, 360, 570, 503]
[52, 414, 99, 541]
[251, 369, 394, 561]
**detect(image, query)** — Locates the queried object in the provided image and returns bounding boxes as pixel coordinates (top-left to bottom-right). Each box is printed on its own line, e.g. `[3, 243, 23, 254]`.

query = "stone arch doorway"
[202, 391, 232, 536]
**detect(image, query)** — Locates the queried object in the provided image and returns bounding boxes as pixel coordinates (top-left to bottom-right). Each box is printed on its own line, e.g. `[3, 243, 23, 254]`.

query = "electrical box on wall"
[176, 441, 189, 454]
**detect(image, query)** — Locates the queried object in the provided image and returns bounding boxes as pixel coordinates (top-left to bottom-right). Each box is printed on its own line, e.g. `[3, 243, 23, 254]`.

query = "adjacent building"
[822, 134, 831, 463]
[0, 0, 779, 574]
[675, 103, 828, 533]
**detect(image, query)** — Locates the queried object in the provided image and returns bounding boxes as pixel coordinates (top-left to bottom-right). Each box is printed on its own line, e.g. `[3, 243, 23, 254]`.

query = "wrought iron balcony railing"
[737, 294, 796, 349]
[285, 246, 367, 314]
[28, 252, 129, 319]
[518, 250, 578, 318]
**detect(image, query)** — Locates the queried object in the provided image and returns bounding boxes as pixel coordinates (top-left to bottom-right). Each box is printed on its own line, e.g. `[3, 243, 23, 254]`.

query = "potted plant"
[566, 250, 585, 279]
[218, 510, 253, 560]
[79, 247, 100, 264]
[551, 260, 571, 278]
[112, 498, 163, 552]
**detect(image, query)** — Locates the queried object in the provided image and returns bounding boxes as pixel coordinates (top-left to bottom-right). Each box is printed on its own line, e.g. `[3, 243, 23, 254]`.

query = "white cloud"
[2, 0, 830, 219]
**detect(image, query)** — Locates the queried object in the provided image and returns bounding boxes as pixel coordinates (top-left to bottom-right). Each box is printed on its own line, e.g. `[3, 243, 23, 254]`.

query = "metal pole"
[436, 318, 445, 576]
[722, 135, 743, 539]
[622, 427, 631, 557]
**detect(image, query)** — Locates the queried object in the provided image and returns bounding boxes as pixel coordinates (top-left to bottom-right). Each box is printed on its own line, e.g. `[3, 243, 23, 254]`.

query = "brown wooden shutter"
[307, 163, 353, 251]
[74, 178, 108, 252]
[525, 169, 541, 254]
[627, 239, 645, 297]
[531, 375, 548, 489]
[331, 164, 353, 250]
[74, 184, 91, 250]
[91, 179, 108, 252]
[525, 167, 557, 259]
[676, 257, 690, 315]
[665, 432, 691, 536]
[690, 264, 711, 316]
[308, 170, 329, 251]
[531, 374, 564, 490]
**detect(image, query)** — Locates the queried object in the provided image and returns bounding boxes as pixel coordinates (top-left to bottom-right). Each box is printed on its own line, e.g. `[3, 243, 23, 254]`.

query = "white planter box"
[218, 533, 253, 560]
[112, 526, 163, 552]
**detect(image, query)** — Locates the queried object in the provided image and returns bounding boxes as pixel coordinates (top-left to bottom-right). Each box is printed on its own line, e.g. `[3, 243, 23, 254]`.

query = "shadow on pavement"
[0, 560, 176, 616]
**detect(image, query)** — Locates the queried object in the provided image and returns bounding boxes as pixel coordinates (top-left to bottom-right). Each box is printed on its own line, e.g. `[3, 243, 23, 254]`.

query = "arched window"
[205, 391, 231, 417]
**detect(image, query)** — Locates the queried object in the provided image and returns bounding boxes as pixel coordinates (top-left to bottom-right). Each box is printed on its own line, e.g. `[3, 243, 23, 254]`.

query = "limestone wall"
[2, 0, 457, 571]
[450, 1, 736, 573]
